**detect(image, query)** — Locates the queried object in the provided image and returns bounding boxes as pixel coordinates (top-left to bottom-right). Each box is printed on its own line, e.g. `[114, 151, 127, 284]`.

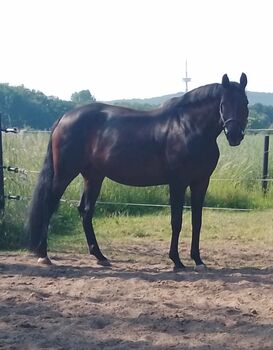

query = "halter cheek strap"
[220, 115, 244, 136]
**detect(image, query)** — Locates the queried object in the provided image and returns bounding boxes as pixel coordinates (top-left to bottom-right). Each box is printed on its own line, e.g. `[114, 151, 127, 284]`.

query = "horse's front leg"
[190, 178, 210, 271]
[168, 182, 187, 271]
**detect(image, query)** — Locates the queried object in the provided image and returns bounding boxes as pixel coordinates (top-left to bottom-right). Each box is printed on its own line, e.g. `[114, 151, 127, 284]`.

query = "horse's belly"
[104, 162, 168, 187]
[107, 174, 167, 187]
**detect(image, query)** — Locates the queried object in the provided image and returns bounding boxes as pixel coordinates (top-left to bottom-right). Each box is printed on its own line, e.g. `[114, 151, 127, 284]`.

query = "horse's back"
[50, 102, 170, 186]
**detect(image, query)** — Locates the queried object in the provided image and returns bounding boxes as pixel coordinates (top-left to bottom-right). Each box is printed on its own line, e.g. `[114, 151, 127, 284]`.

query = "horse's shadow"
[1, 255, 273, 286]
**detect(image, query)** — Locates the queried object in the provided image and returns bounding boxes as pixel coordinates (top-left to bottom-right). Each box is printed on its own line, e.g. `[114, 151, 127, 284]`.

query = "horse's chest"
[188, 140, 218, 162]
[167, 137, 219, 178]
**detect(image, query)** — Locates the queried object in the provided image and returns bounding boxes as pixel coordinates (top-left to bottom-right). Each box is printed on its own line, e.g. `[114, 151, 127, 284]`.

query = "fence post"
[262, 135, 270, 194]
[0, 113, 4, 210]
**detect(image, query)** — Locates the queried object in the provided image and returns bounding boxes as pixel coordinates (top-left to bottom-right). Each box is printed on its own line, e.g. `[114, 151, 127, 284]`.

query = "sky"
[0, 0, 272, 101]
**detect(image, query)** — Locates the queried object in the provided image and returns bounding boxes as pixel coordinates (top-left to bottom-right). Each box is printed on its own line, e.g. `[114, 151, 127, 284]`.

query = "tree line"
[0, 84, 95, 129]
[0, 83, 272, 130]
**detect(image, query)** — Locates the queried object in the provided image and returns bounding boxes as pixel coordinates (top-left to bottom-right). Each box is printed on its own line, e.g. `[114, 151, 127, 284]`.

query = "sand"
[0, 241, 273, 349]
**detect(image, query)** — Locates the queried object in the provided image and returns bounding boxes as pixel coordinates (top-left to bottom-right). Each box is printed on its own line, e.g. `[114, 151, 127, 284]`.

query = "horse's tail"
[25, 121, 59, 253]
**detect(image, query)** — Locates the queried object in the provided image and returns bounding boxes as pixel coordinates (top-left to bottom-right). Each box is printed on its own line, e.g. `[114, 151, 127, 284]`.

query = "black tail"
[25, 124, 59, 254]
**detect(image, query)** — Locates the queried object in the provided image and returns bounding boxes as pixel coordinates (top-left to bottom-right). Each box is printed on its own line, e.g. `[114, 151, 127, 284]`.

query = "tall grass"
[1, 131, 273, 249]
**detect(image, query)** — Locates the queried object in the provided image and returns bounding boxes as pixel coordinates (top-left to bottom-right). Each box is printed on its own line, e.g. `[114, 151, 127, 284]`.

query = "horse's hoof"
[37, 256, 52, 265]
[194, 264, 207, 272]
[173, 265, 186, 273]
[97, 259, 111, 267]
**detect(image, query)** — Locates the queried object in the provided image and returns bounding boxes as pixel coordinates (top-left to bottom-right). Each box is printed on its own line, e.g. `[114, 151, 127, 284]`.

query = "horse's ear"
[240, 72, 247, 89]
[222, 74, 230, 88]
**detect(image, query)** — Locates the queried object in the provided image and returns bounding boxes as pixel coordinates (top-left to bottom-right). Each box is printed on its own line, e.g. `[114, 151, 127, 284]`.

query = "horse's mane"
[162, 83, 222, 110]
[162, 81, 246, 111]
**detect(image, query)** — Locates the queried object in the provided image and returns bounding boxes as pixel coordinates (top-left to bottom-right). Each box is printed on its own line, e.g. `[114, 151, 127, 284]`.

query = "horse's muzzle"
[225, 129, 244, 146]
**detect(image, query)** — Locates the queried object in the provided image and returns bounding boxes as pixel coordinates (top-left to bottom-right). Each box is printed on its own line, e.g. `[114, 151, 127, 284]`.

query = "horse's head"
[220, 73, 249, 146]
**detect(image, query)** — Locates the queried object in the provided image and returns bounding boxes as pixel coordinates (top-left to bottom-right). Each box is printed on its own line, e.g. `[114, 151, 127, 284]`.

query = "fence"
[246, 129, 273, 194]
[0, 119, 273, 212]
[0, 113, 20, 210]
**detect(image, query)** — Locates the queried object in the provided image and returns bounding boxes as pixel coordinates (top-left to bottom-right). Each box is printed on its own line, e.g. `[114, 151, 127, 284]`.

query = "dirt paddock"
[0, 241, 273, 350]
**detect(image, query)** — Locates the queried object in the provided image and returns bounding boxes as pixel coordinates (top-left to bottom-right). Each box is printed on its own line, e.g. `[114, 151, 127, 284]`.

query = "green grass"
[47, 209, 273, 256]
[1, 131, 273, 250]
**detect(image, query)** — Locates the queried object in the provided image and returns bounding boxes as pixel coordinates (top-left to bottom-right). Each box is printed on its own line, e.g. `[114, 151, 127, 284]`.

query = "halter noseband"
[220, 115, 244, 137]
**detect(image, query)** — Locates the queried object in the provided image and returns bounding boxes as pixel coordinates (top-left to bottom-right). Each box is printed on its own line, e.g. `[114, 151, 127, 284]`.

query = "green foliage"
[71, 90, 96, 106]
[0, 84, 95, 131]
[248, 103, 273, 129]
[0, 83, 76, 130]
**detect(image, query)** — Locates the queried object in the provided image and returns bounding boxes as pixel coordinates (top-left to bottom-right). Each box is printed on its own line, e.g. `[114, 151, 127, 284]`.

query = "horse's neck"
[179, 98, 222, 138]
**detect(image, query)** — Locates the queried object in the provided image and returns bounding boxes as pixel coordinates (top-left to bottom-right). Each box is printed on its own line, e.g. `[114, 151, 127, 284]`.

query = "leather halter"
[220, 114, 244, 137]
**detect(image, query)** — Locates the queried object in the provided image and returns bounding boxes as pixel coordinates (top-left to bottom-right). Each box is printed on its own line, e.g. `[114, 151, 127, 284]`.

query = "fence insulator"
[1, 127, 19, 134]
[1, 166, 19, 173]
[5, 195, 21, 201]
[1, 165, 27, 175]
[8, 166, 19, 173]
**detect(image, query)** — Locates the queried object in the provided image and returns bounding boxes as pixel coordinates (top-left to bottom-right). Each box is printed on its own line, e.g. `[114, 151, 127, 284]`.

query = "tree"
[248, 104, 273, 129]
[0, 83, 75, 129]
[70, 90, 96, 106]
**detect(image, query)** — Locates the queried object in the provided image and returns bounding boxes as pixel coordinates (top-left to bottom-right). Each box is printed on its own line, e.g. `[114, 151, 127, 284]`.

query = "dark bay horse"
[26, 73, 248, 270]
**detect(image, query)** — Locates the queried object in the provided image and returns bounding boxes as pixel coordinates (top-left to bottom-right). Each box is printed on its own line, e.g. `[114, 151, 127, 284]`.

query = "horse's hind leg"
[36, 174, 78, 264]
[78, 176, 110, 266]
[169, 181, 187, 270]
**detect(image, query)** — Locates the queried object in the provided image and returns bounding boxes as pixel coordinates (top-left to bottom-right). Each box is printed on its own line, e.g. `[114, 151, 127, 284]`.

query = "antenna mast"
[182, 60, 191, 92]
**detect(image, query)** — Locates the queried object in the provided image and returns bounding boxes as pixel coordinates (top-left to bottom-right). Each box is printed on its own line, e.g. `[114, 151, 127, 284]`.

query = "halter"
[220, 114, 244, 137]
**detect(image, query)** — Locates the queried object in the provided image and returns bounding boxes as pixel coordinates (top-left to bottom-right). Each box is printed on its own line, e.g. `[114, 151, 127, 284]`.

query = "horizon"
[2, 80, 273, 104]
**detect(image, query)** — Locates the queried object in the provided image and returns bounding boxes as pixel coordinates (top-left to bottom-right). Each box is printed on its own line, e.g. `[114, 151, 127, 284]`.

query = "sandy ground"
[0, 241, 273, 350]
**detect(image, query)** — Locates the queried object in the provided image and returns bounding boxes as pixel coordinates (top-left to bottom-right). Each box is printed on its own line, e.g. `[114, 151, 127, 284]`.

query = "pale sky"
[0, 0, 272, 101]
